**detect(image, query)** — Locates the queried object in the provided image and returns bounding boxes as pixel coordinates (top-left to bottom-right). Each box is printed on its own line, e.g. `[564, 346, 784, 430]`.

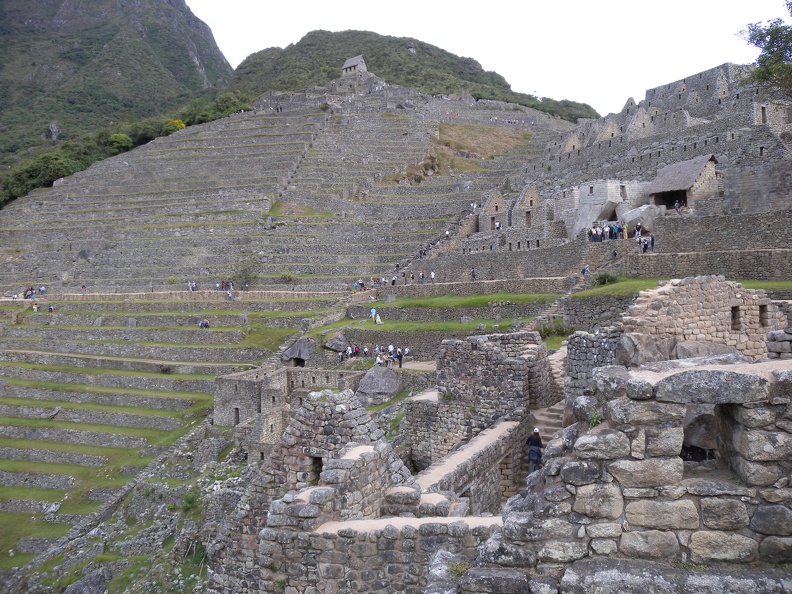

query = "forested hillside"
[231, 30, 598, 122]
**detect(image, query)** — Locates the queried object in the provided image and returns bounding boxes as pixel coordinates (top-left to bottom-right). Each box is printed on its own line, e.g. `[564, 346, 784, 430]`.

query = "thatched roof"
[647, 154, 717, 194]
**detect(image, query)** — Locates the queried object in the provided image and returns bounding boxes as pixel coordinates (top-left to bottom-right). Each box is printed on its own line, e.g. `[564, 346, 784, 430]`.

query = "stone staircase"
[531, 400, 565, 438]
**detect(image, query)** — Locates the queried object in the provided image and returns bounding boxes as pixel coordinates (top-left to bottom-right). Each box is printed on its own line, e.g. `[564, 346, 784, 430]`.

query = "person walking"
[527, 428, 543, 474]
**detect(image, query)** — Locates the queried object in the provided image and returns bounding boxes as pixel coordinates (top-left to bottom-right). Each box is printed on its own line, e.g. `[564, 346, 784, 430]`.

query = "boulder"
[608, 458, 683, 488]
[621, 204, 662, 233]
[355, 366, 402, 406]
[733, 427, 792, 462]
[458, 567, 530, 593]
[733, 456, 781, 486]
[538, 541, 589, 563]
[560, 460, 601, 486]
[682, 405, 718, 450]
[281, 337, 316, 362]
[64, 569, 109, 594]
[615, 332, 674, 367]
[607, 398, 685, 426]
[324, 331, 349, 352]
[672, 340, 738, 359]
[646, 426, 684, 457]
[654, 369, 769, 404]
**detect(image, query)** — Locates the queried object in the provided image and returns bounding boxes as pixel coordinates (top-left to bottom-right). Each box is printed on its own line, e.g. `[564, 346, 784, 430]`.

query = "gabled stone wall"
[620, 276, 785, 361]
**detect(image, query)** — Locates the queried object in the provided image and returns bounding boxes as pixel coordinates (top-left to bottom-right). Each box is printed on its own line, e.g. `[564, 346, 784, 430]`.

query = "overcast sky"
[185, 0, 790, 117]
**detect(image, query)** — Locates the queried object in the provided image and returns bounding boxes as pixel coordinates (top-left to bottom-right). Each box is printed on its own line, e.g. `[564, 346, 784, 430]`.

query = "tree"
[743, 1, 792, 97]
[108, 133, 133, 153]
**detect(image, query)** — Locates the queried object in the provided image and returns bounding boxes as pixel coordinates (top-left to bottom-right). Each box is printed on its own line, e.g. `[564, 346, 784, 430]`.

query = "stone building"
[646, 154, 720, 211]
[341, 54, 367, 77]
[213, 364, 364, 461]
[462, 62, 792, 254]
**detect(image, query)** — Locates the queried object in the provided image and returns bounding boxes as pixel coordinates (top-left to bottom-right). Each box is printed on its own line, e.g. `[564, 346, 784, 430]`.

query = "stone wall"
[209, 393, 530, 594]
[461, 357, 792, 592]
[564, 327, 622, 411]
[620, 276, 785, 361]
[767, 328, 792, 360]
[437, 331, 554, 411]
[563, 294, 637, 331]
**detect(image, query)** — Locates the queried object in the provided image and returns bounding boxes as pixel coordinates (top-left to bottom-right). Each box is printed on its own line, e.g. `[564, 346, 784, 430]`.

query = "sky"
[185, 0, 790, 117]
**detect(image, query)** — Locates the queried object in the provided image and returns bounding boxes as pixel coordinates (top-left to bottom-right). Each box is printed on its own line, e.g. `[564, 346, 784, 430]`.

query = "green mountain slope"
[230, 30, 599, 122]
[0, 0, 232, 168]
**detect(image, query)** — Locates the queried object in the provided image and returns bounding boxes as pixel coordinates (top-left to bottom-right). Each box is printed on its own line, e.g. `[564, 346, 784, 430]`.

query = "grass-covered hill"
[231, 30, 599, 123]
[0, 0, 232, 172]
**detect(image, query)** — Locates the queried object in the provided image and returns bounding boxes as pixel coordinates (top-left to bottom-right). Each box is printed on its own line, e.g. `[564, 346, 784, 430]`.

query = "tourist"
[430, 271, 435, 283]
[527, 428, 543, 473]
[376, 355, 383, 366]
[674, 200, 682, 214]
[582, 264, 589, 275]
[650, 234, 655, 252]
[370, 307, 377, 322]
[39, 286, 45, 297]
[396, 348, 403, 368]
[471, 268, 476, 281]
[32, 303, 38, 313]
[81, 285, 87, 294]
[375, 313, 383, 325]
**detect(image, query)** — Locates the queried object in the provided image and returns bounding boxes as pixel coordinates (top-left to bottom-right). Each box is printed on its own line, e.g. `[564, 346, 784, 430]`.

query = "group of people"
[637, 234, 655, 253]
[337, 343, 411, 368]
[198, 319, 210, 328]
[19, 286, 44, 299]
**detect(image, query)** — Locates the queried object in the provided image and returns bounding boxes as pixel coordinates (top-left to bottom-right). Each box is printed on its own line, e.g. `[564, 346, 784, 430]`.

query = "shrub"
[276, 268, 294, 284]
[162, 119, 186, 134]
[588, 409, 604, 428]
[107, 133, 133, 153]
[594, 272, 619, 286]
[538, 317, 576, 340]
[181, 489, 200, 512]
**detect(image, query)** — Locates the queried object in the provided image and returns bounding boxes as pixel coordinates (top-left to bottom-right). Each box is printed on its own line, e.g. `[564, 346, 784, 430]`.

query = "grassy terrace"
[377, 292, 560, 308]
[569, 277, 792, 299]
[305, 311, 528, 339]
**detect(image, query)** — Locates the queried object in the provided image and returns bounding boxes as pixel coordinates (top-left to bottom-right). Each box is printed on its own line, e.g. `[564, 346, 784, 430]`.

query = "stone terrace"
[0, 288, 343, 570]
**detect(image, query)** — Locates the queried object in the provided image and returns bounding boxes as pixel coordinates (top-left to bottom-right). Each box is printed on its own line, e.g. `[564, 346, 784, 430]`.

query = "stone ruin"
[471, 356, 792, 592]
[207, 276, 792, 592]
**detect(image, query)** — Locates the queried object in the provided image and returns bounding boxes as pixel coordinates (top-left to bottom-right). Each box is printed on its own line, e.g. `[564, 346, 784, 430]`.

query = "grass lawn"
[0, 511, 71, 570]
[379, 292, 560, 308]
[570, 278, 661, 298]
[306, 316, 518, 338]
